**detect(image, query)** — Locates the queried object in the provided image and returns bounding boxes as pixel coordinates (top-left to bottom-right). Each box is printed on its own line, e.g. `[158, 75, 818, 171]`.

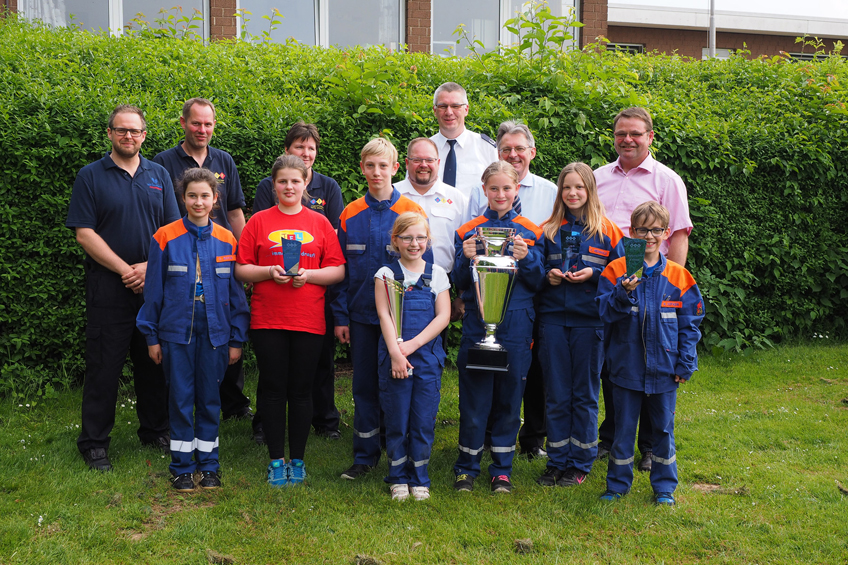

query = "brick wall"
[580, 0, 608, 48]
[607, 25, 847, 59]
[406, 0, 431, 53]
[5, 0, 18, 15]
[209, 0, 236, 40]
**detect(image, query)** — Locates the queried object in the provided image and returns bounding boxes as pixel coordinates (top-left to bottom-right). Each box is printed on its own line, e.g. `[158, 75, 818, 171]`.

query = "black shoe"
[596, 444, 611, 460]
[198, 471, 221, 489]
[453, 473, 475, 492]
[81, 447, 112, 471]
[223, 407, 254, 422]
[491, 475, 513, 494]
[253, 423, 266, 446]
[314, 427, 341, 440]
[142, 436, 171, 455]
[524, 446, 548, 461]
[172, 473, 195, 492]
[340, 463, 372, 480]
[557, 467, 588, 487]
[536, 467, 564, 487]
[638, 451, 653, 473]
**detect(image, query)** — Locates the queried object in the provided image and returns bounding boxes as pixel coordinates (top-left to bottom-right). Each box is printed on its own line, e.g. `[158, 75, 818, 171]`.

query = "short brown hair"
[271, 154, 309, 182]
[108, 104, 146, 130]
[285, 121, 321, 150]
[182, 98, 216, 121]
[406, 137, 438, 157]
[176, 168, 221, 218]
[631, 201, 669, 229]
[613, 107, 653, 132]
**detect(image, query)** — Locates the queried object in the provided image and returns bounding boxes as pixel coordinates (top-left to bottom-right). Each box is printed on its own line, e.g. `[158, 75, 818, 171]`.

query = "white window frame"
[76, 0, 210, 39]
[608, 42, 645, 55]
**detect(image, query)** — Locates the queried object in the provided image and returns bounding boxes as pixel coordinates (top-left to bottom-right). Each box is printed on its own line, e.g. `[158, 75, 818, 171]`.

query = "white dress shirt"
[466, 172, 557, 227]
[430, 128, 499, 198]
[395, 178, 469, 273]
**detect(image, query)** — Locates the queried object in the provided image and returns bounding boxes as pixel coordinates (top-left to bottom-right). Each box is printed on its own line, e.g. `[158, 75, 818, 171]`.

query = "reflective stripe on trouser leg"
[606, 384, 643, 494]
[379, 356, 413, 485]
[646, 388, 678, 494]
[454, 333, 493, 478]
[566, 327, 603, 473]
[407, 369, 440, 487]
[538, 323, 573, 471]
[350, 321, 383, 466]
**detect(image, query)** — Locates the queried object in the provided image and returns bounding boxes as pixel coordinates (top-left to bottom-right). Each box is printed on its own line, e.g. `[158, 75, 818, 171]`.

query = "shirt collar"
[613, 153, 656, 175]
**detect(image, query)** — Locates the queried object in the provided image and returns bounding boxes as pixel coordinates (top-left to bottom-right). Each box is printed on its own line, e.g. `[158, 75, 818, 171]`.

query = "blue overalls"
[378, 261, 445, 487]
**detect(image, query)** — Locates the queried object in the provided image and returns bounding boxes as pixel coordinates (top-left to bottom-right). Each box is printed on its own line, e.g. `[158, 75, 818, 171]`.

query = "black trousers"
[219, 357, 250, 418]
[311, 304, 340, 432]
[77, 266, 168, 452]
[598, 364, 653, 454]
[517, 318, 546, 451]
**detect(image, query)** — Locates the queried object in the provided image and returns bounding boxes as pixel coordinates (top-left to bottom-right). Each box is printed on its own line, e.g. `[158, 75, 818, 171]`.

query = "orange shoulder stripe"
[456, 215, 489, 240]
[153, 220, 187, 251]
[664, 261, 697, 297]
[513, 216, 543, 239]
[339, 197, 369, 232]
[601, 256, 628, 285]
[392, 195, 428, 218]
[602, 217, 625, 247]
[211, 223, 237, 248]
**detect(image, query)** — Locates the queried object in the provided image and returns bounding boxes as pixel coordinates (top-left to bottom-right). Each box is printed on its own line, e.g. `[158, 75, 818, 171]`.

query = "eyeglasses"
[111, 128, 145, 138]
[498, 146, 529, 155]
[396, 235, 429, 244]
[631, 227, 667, 237]
[614, 131, 649, 140]
[434, 103, 467, 111]
[408, 157, 437, 164]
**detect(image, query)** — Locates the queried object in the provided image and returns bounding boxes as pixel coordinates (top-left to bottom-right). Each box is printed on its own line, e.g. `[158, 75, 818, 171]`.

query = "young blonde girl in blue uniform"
[374, 212, 451, 501]
[137, 167, 250, 492]
[535, 162, 624, 488]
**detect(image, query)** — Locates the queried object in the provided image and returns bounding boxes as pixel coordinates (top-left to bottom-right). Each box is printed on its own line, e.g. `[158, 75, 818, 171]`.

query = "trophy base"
[466, 347, 509, 372]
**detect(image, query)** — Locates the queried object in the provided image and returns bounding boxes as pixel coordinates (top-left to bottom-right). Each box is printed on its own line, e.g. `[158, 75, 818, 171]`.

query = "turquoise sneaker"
[267, 460, 288, 487]
[288, 459, 306, 486]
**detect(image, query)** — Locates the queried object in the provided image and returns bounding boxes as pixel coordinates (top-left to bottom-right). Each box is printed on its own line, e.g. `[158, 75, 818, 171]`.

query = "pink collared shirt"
[594, 154, 693, 257]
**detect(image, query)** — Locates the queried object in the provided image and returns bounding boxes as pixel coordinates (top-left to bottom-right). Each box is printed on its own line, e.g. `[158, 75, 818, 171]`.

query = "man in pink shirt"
[594, 107, 693, 472]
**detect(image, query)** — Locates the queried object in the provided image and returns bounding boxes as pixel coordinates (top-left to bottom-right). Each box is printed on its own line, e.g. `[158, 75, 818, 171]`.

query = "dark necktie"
[513, 195, 522, 215]
[443, 139, 457, 187]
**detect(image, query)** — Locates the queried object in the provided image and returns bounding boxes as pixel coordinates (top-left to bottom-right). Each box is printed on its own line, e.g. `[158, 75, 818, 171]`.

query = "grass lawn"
[1, 343, 847, 564]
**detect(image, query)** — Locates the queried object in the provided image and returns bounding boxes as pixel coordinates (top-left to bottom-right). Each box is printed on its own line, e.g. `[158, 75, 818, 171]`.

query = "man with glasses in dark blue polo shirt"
[67, 104, 181, 471]
[153, 98, 253, 422]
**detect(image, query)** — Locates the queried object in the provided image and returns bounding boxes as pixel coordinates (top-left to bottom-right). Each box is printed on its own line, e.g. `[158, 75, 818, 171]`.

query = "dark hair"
[176, 168, 221, 218]
[269, 155, 311, 206]
[182, 98, 216, 121]
[284, 121, 320, 150]
[108, 104, 146, 130]
[613, 107, 653, 132]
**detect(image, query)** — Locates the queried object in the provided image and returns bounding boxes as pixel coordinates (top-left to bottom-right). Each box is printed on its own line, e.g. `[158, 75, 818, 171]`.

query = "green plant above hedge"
[1, 16, 846, 394]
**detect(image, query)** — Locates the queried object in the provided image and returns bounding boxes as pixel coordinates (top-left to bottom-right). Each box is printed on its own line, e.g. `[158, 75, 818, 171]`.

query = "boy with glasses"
[595, 201, 704, 506]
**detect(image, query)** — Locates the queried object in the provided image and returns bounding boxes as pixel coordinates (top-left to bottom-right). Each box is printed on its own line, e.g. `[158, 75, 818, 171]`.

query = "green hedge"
[1, 17, 847, 394]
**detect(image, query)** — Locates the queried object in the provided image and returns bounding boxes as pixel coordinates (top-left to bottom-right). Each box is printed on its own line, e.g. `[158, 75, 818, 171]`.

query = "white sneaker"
[390, 483, 409, 501]
[411, 486, 430, 501]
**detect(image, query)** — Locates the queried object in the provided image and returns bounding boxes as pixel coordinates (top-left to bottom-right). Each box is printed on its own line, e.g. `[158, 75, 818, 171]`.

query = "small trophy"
[466, 227, 518, 372]
[622, 237, 647, 279]
[281, 239, 302, 275]
[382, 274, 413, 376]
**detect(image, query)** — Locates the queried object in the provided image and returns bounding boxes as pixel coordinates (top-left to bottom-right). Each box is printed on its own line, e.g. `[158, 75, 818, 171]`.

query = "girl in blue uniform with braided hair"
[374, 212, 451, 502]
[535, 162, 624, 488]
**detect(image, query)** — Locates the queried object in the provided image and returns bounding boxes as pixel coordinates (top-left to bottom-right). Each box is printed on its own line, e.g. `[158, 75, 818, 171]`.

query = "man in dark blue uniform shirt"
[253, 122, 345, 442]
[66, 104, 181, 471]
[153, 98, 252, 421]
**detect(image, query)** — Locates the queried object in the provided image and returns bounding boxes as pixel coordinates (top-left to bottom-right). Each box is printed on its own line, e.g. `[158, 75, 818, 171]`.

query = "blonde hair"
[481, 160, 519, 186]
[542, 162, 606, 242]
[389, 212, 431, 253]
[361, 137, 398, 165]
[631, 201, 669, 229]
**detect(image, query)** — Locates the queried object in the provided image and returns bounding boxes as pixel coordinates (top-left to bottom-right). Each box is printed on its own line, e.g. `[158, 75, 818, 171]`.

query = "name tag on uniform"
[216, 254, 236, 262]
[661, 301, 682, 308]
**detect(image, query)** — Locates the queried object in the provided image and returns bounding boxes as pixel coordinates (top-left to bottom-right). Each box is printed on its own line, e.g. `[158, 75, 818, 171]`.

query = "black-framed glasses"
[111, 128, 145, 138]
[434, 103, 467, 111]
[396, 235, 429, 244]
[632, 227, 666, 237]
[408, 157, 437, 164]
[614, 131, 649, 140]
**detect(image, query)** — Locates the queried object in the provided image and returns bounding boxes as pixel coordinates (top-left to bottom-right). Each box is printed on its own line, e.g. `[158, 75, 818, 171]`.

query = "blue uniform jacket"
[453, 208, 545, 313]
[596, 254, 704, 394]
[137, 217, 250, 348]
[537, 214, 625, 327]
[332, 188, 431, 326]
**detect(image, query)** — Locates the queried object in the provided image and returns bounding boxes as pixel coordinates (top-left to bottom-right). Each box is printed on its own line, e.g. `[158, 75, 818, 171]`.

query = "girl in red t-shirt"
[235, 155, 345, 487]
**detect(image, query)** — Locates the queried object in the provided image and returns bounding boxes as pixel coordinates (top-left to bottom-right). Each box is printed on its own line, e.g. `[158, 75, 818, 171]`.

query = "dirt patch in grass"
[124, 493, 217, 542]
[691, 483, 749, 496]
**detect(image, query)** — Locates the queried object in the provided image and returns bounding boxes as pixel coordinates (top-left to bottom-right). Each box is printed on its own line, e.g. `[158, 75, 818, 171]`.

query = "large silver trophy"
[466, 227, 518, 372]
[382, 275, 413, 376]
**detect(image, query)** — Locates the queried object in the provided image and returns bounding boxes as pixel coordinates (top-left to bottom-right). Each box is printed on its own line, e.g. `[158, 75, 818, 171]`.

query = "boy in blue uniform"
[596, 201, 704, 505]
[452, 161, 545, 494]
[333, 138, 431, 480]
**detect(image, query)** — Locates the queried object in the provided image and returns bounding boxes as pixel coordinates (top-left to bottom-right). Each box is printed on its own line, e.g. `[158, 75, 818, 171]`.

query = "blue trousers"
[606, 384, 678, 494]
[454, 308, 534, 479]
[539, 325, 603, 473]
[350, 321, 383, 466]
[161, 303, 227, 476]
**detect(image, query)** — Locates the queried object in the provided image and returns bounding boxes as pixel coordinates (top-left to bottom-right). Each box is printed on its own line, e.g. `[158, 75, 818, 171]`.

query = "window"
[608, 43, 645, 55]
[20, 0, 208, 38]
[433, 0, 580, 56]
[701, 47, 731, 60]
[238, 0, 404, 48]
